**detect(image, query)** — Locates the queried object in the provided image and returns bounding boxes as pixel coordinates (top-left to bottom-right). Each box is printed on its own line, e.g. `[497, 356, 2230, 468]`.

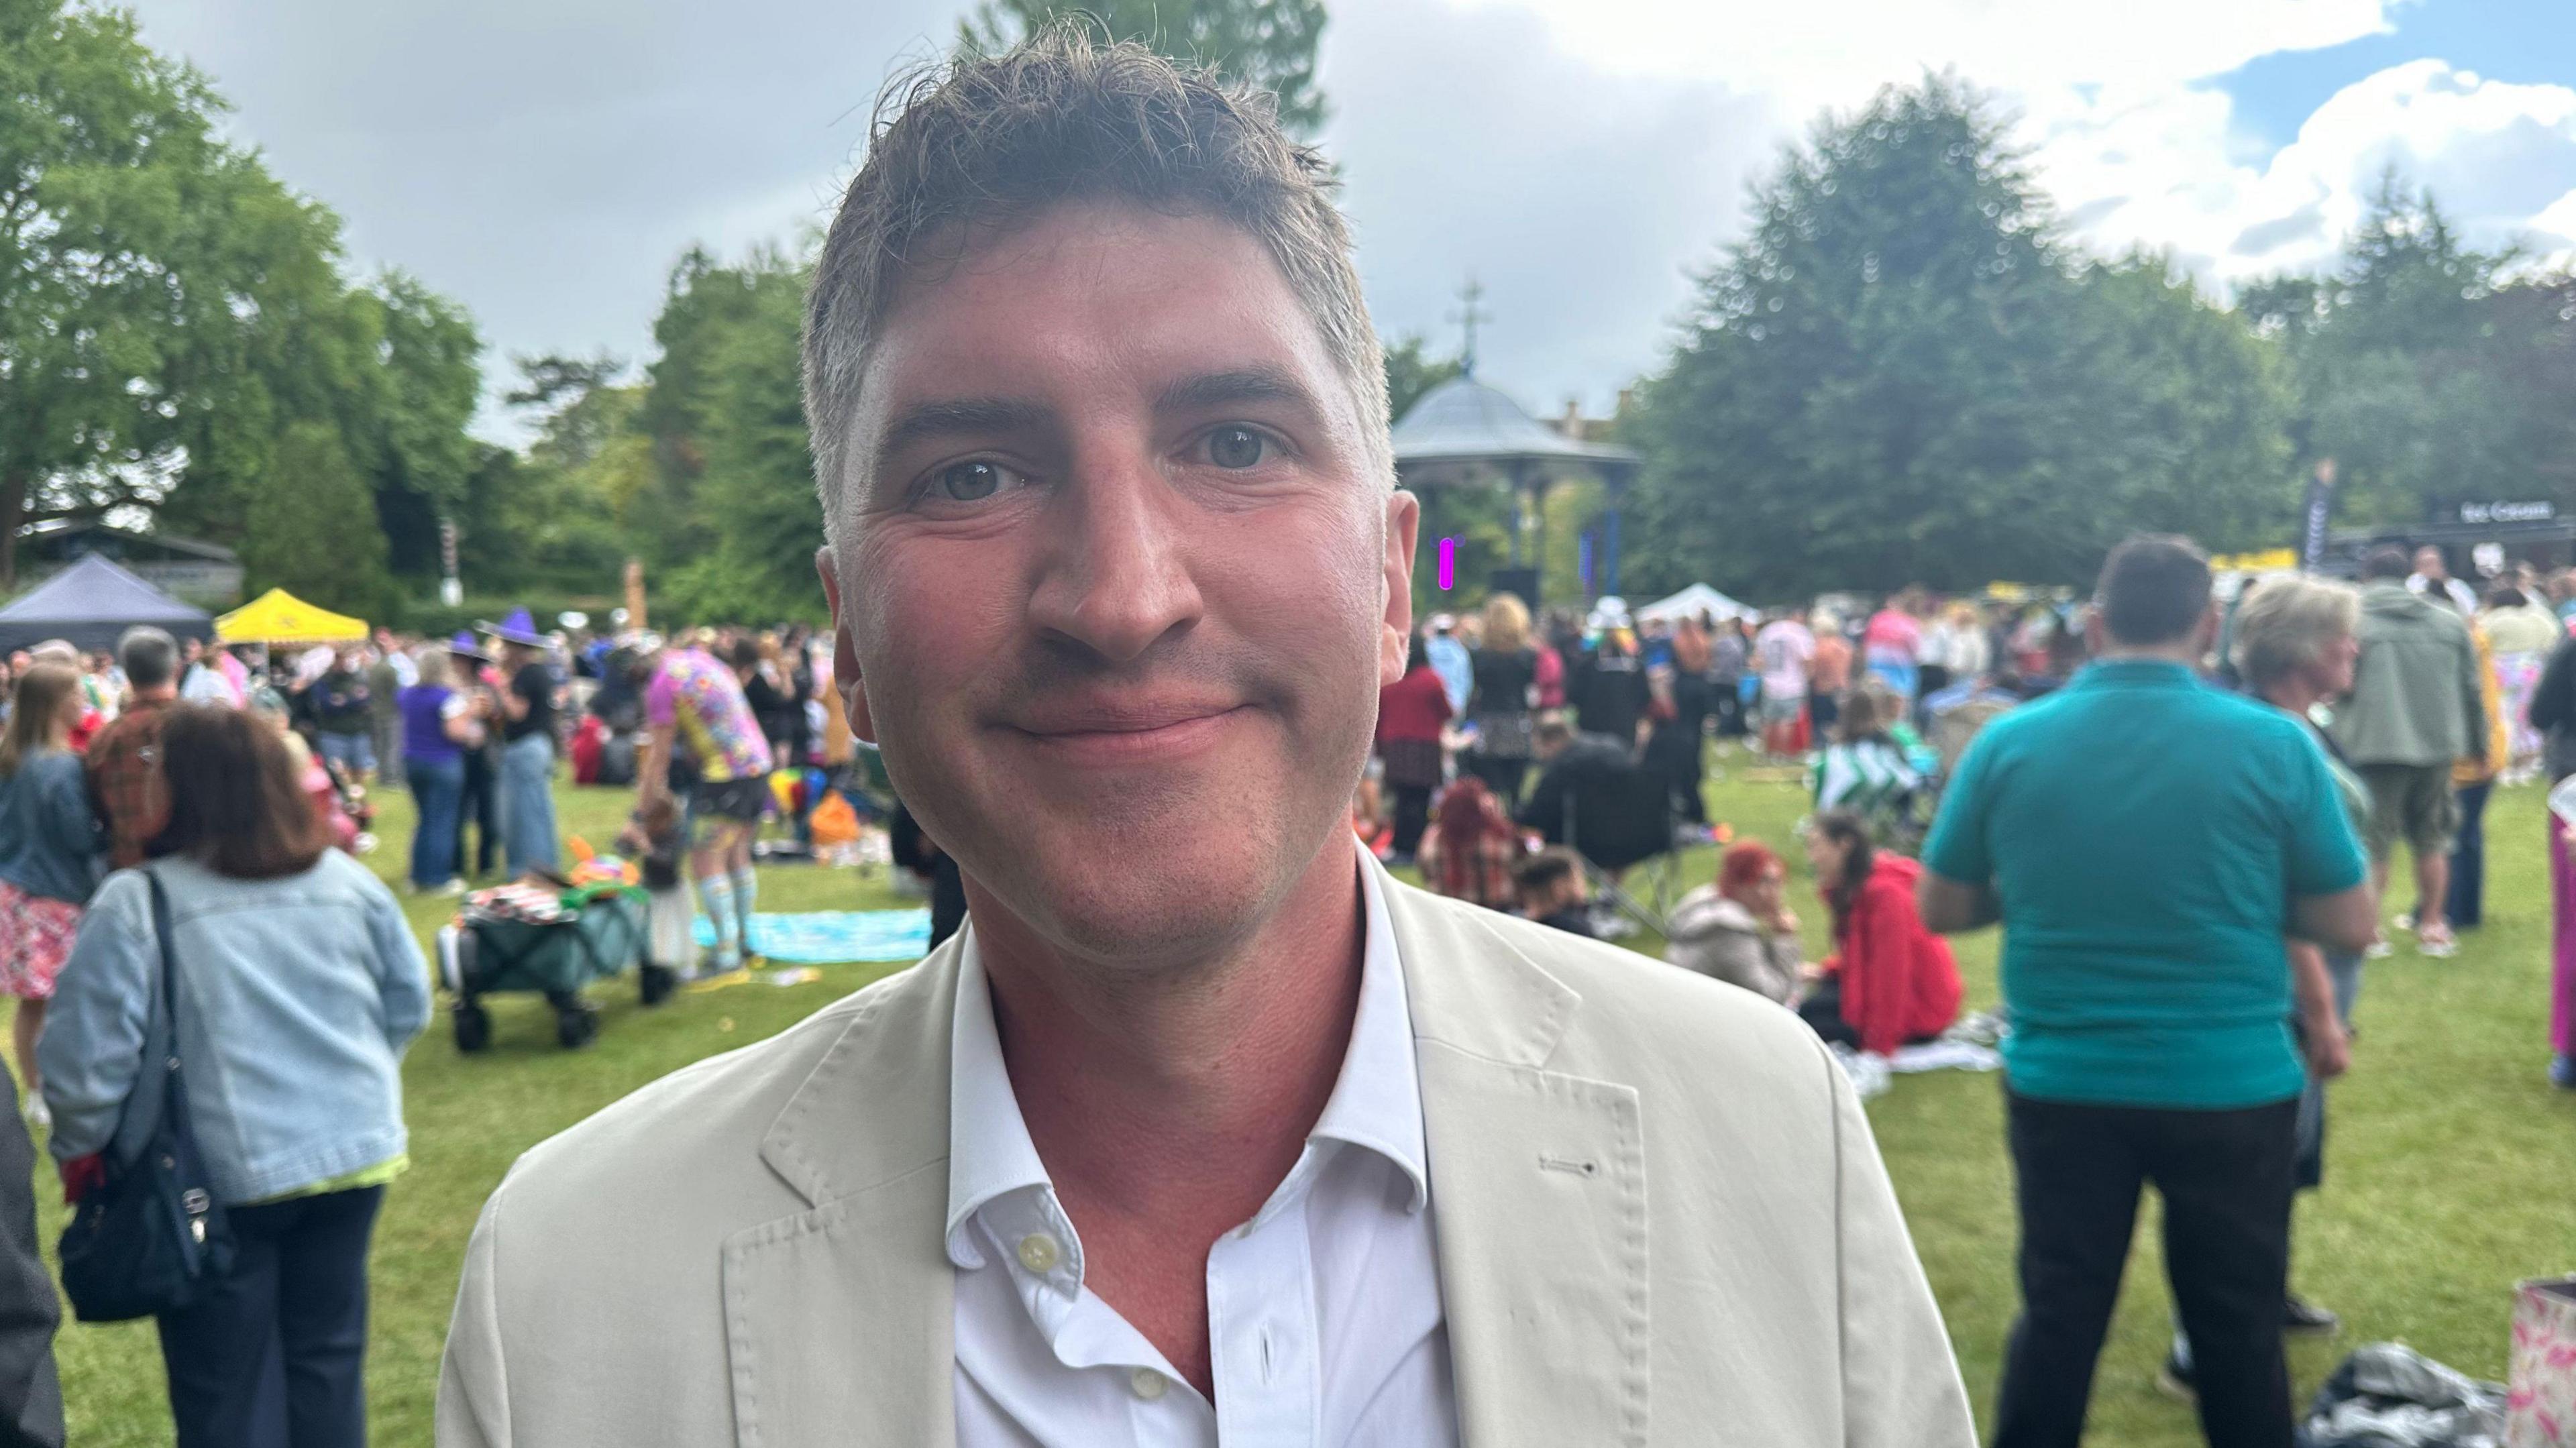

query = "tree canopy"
[961, 0, 1329, 135]
[2239, 173, 2576, 528]
[3, 0, 483, 609]
[1623, 76, 2293, 600]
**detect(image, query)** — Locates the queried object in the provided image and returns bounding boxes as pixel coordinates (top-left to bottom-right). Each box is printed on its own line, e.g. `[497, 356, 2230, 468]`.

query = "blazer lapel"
[1380, 858, 1652, 1448]
[724, 941, 966, 1448]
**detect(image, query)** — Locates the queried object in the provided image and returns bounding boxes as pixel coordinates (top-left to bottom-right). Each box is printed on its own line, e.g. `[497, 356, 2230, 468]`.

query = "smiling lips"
[1012, 697, 1249, 765]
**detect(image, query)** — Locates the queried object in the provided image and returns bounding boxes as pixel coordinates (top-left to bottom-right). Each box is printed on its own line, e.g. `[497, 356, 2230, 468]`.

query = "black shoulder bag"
[57, 869, 235, 1322]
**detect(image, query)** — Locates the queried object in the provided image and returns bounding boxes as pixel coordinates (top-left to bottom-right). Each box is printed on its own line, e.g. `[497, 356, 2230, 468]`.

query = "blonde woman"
[0, 661, 101, 1121]
[1464, 592, 1539, 805]
[398, 647, 485, 895]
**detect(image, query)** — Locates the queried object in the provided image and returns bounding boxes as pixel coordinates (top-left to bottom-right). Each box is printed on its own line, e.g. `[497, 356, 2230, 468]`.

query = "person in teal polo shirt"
[1918, 535, 2377, 1448]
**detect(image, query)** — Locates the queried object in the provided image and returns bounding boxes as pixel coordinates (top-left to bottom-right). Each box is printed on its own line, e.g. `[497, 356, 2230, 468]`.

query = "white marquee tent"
[1635, 582, 1754, 625]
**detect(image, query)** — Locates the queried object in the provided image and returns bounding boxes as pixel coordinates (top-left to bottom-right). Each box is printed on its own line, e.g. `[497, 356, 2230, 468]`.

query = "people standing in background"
[1862, 590, 1925, 704]
[0, 663, 99, 1129]
[447, 635, 505, 884]
[2440, 616, 2512, 934]
[1919, 535, 2375, 1447]
[1530, 616, 1566, 713]
[1543, 606, 1591, 713]
[86, 627, 183, 872]
[1422, 613, 1471, 716]
[486, 611, 564, 877]
[1573, 602, 1650, 750]
[367, 633, 408, 788]
[1809, 612, 1854, 739]
[2332, 547, 2486, 960]
[1922, 602, 1989, 710]
[1798, 810, 1961, 1058]
[1664, 840, 1803, 1004]
[400, 648, 482, 897]
[1462, 593, 1538, 808]
[43, 704, 429, 1448]
[2480, 583, 2559, 783]
[621, 633, 772, 978]
[2177, 571, 2376, 1386]
[1709, 612, 1750, 739]
[1373, 633, 1451, 865]
[1642, 618, 1717, 828]
[2406, 545, 2478, 616]
[309, 645, 377, 784]
[2526, 625, 2576, 1090]
[1754, 608, 1816, 758]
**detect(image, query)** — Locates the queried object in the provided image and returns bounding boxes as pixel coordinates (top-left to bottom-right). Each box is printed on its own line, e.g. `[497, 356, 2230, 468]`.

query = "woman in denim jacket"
[41, 704, 430, 1446]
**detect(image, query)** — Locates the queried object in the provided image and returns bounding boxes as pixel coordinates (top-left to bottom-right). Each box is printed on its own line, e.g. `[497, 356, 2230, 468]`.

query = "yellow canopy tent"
[214, 589, 369, 646]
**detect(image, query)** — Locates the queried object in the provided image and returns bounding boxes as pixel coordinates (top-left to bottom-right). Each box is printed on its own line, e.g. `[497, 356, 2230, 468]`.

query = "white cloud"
[1453, 0, 2398, 116]
[2037, 60, 2576, 282]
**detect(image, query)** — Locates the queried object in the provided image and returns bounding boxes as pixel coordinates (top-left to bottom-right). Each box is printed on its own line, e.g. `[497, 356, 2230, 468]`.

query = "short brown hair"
[1513, 846, 1582, 901]
[802, 25, 1387, 543]
[153, 704, 326, 879]
[2094, 534, 2212, 646]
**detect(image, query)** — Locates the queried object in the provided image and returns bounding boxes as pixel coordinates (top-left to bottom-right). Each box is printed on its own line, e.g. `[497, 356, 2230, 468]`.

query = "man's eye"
[1205, 427, 1271, 469]
[934, 461, 1012, 502]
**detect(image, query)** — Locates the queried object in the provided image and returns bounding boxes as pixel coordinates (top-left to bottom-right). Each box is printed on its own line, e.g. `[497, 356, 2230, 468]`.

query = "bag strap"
[103, 868, 191, 1170]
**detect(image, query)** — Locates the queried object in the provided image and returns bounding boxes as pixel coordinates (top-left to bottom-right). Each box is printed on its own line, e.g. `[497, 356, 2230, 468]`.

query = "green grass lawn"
[36, 748, 2576, 1444]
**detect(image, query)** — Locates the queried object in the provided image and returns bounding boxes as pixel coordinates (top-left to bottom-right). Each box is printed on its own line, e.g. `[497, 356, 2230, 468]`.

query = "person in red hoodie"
[1797, 809, 1963, 1058]
[1373, 632, 1454, 863]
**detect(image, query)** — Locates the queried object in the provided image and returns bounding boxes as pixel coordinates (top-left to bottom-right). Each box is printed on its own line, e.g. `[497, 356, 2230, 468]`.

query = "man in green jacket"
[2331, 546, 2488, 957]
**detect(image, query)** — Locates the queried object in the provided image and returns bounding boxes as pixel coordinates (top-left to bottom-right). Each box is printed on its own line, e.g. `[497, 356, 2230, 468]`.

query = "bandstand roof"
[1390, 376, 1639, 476]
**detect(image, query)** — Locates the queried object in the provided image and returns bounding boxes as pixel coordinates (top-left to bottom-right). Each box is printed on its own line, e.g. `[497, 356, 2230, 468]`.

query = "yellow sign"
[2209, 549, 2298, 574]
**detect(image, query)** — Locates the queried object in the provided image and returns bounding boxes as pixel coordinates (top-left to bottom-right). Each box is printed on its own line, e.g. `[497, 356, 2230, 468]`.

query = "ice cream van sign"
[2458, 500, 2557, 525]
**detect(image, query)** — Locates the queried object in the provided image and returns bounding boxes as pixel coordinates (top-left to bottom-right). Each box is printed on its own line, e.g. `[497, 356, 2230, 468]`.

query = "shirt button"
[1014, 1233, 1060, 1274]
[1130, 1367, 1167, 1402]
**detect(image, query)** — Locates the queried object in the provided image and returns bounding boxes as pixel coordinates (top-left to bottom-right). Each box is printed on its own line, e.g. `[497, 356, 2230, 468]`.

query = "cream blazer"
[437, 856, 1975, 1446]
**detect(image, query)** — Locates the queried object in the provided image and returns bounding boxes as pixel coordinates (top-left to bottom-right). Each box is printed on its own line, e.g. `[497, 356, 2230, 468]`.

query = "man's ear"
[1380, 489, 1421, 687]
[817, 546, 876, 744]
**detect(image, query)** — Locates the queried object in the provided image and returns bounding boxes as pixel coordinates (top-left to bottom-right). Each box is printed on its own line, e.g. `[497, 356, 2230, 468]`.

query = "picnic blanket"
[694, 909, 932, 964]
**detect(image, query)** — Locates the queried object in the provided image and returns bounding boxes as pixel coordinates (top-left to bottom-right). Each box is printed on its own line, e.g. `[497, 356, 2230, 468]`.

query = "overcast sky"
[122, 0, 2576, 442]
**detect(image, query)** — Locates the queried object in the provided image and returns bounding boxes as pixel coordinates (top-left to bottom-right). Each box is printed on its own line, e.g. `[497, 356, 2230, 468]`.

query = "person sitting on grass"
[1513, 847, 1596, 938]
[1413, 773, 1521, 912]
[1810, 680, 1924, 847]
[1665, 840, 1803, 1005]
[1797, 810, 1962, 1059]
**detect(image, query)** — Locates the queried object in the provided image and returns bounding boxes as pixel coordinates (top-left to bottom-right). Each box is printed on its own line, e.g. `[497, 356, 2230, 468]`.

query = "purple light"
[1438, 537, 1455, 591]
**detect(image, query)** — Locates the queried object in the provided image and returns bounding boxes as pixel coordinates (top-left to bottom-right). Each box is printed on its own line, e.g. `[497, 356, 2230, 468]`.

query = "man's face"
[2416, 547, 2447, 581]
[820, 203, 1417, 966]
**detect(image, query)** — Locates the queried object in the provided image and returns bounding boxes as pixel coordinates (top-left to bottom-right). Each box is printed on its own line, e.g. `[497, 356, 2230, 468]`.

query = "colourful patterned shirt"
[645, 649, 772, 783]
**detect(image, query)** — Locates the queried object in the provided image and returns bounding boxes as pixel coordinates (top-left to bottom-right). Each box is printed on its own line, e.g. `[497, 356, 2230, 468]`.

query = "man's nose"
[1025, 442, 1205, 667]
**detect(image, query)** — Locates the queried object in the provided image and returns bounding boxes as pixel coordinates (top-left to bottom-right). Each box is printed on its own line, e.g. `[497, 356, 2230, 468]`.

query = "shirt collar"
[943, 852, 1428, 1270]
[2072, 657, 2198, 688]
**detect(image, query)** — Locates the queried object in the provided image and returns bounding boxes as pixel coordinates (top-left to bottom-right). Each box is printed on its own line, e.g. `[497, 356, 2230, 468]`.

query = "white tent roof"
[1636, 582, 1754, 624]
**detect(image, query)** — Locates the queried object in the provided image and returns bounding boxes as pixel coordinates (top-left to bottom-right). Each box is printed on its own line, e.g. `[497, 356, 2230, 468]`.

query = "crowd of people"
[0, 606, 869, 1443]
[1366, 528, 2576, 1445]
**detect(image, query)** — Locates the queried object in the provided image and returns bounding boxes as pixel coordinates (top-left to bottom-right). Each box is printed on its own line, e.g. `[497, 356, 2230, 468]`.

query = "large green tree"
[961, 0, 1328, 136]
[4, 0, 481, 610]
[2239, 174, 2571, 528]
[635, 246, 825, 622]
[1626, 76, 2292, 600]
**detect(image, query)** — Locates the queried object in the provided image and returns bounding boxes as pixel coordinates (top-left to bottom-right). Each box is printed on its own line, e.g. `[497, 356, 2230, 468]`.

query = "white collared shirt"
[946, 857, 1458, 1447]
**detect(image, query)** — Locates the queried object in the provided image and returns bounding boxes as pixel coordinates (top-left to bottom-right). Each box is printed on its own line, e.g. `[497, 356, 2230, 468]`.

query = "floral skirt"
[0, 879, 80, 1001]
